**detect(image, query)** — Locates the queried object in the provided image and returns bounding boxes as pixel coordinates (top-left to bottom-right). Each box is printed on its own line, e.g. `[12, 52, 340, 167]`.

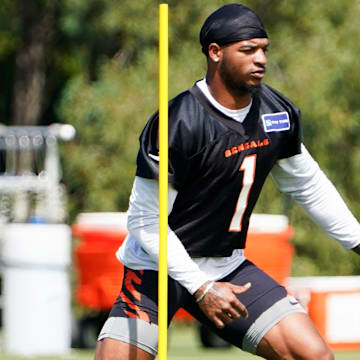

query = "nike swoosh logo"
[288, 296, 299, 305]
[148, 153, 160, 162]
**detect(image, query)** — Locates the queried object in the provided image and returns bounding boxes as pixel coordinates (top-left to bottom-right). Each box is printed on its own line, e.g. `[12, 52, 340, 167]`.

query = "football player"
[95, 4, 360, 360]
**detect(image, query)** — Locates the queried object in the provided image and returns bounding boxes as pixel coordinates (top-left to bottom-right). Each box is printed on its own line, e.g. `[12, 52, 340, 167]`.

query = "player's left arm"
[271, 143, 360, 251]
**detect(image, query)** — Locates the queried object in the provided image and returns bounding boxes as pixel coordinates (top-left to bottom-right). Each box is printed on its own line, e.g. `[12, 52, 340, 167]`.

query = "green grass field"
[167, 323, 360, 360]
[1, 323, 359, 360]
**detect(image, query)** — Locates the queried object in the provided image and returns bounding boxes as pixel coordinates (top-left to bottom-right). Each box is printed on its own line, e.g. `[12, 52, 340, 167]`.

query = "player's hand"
[194, 281, 251, 329]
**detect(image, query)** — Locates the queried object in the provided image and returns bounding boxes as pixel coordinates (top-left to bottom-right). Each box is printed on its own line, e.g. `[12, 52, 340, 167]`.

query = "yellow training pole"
[158, 3, 168, 360]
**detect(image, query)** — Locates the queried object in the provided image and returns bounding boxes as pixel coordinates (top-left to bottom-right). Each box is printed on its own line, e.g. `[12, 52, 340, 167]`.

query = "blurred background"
[0, 0, 360, 359]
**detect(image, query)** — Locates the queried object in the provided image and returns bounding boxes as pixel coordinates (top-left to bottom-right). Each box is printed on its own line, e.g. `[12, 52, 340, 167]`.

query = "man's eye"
[241, 48, 254, 52]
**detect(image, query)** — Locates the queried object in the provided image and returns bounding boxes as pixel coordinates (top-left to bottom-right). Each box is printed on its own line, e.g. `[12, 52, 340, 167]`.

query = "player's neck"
[206, 75, 252, 110]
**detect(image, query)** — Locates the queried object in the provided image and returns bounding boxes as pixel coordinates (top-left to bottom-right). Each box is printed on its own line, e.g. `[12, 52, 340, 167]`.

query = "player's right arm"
[126, 176, 209, 294]
[126, 176, 250, 327]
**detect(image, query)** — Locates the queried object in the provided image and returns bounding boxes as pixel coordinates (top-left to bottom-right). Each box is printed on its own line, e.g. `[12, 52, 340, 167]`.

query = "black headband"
[200, 3, 268, 55]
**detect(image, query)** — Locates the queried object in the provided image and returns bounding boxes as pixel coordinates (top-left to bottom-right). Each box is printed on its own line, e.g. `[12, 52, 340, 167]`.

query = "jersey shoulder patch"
[262, 112, 290, 132]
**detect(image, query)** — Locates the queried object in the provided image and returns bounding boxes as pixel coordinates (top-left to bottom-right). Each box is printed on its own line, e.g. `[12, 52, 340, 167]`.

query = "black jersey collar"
[189, 83, 259, 139]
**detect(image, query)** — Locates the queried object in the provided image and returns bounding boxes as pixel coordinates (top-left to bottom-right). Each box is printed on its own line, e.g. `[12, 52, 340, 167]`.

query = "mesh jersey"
[136, 83, 302, 257]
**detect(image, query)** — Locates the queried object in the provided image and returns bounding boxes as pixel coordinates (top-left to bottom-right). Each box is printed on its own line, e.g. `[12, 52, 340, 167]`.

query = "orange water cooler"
[72, 213, 128, 311]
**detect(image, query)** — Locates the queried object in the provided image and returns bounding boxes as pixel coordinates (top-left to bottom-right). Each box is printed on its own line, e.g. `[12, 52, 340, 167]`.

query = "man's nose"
[254, 49, 267, 66]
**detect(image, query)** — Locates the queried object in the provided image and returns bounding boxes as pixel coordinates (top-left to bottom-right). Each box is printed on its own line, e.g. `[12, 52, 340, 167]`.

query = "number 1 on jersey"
[228, 154, 257, 232]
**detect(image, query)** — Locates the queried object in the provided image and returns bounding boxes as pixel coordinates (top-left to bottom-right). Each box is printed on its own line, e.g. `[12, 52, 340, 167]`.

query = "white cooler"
[2, 224, 72, 356]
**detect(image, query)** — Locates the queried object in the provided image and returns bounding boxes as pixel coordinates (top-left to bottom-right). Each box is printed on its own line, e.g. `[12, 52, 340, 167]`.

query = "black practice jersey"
[136, 82, 302, 257]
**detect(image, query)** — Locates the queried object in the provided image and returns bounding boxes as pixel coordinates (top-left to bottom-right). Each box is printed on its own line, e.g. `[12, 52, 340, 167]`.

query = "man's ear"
[208, 43, 222, 63]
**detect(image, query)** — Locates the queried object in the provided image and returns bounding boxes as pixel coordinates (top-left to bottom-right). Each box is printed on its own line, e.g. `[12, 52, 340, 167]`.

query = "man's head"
[200, 4, 269, 96]
[200, 3, 268, 56]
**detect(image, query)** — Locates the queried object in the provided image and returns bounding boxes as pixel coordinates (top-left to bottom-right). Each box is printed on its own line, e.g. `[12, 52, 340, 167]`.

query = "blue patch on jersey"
[262, 112, 290, 132]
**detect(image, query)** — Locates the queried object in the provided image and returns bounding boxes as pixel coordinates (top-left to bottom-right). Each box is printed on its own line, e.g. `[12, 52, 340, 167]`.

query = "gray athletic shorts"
[97, 260, 306, 356]
[98, 295, 305, 356]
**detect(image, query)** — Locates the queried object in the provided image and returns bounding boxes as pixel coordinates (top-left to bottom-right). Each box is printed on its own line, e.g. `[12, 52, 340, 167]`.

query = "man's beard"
[219, 59, 261, 96]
